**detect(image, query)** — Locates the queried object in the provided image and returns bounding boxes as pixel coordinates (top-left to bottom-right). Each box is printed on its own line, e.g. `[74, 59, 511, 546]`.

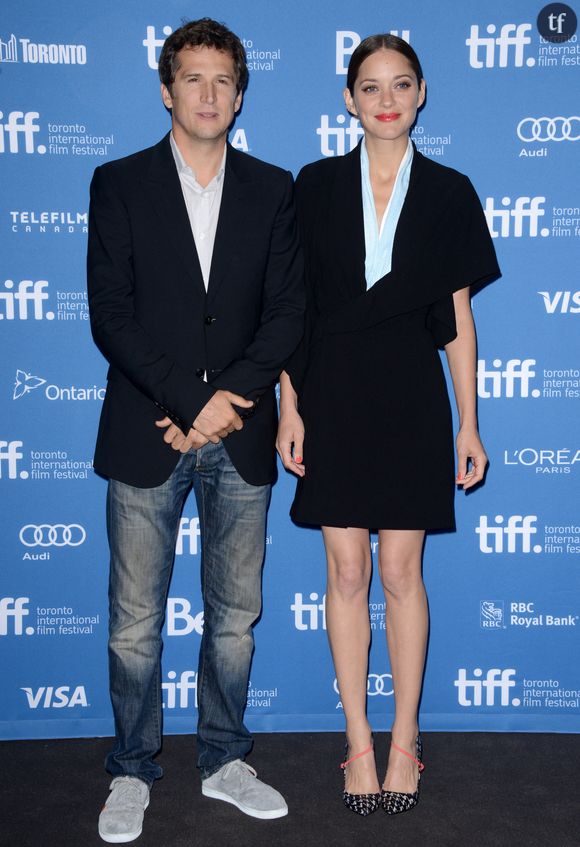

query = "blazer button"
[195, 368, 204, 378]
[204, 315, 216, 325]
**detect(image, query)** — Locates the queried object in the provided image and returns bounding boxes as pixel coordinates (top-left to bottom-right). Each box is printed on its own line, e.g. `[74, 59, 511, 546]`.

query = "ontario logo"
[12, 370, 105, 401]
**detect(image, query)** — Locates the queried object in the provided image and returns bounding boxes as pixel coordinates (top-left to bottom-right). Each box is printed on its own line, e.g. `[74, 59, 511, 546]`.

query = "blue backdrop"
[1, 0, 579, 739]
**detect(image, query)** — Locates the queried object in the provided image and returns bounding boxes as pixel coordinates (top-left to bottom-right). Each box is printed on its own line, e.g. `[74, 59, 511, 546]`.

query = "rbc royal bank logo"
[475, 516, 542, 554]
[466, 23, 534, 67]
[0, 280, 53, 319]
[455, 668, 520, 706]
[484, 197, 549, 238]
[480, 601, 504, 628]
[477, 359, 539, 398]
[0, 597, 34, 635]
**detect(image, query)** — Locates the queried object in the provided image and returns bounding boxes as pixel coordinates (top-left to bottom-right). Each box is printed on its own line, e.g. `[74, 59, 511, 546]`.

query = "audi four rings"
[19, 524, 87, 546]
[334, 674, 394, 696]
[517, 116, 580, 142]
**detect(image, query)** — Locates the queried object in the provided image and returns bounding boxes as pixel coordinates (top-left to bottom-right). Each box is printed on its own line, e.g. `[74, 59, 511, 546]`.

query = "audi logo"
[334, 673, 394, 697]
[19, 524, 87, 547]
[517, 116, 580, 142]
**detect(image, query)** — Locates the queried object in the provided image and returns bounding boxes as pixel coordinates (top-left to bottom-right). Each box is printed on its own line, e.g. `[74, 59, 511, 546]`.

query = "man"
[88, 18, 303, 843]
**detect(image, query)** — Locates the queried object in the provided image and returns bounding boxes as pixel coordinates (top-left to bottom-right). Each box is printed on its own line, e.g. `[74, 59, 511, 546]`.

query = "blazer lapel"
[141, 134, 206, 297]
[206, 145, 248, 304]
[326, 145, 366, 298]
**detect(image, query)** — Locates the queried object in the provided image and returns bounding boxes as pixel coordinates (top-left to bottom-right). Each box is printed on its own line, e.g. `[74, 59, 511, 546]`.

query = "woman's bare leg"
[378, 529, 427, 793]
[322, 526, 380, 794]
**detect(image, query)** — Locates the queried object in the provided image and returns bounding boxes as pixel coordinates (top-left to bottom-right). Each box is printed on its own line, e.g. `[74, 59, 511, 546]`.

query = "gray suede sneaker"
[98, 776, 150, 843]
[201, 759, 288, 819]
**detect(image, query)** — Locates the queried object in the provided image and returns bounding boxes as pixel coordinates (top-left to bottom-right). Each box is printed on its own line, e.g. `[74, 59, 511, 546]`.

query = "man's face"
[161, 45, 242, 145]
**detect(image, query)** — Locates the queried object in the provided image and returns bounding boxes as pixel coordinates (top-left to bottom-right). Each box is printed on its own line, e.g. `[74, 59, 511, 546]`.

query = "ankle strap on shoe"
[340, 744, 373, 770]
[390, 741, 425, 772]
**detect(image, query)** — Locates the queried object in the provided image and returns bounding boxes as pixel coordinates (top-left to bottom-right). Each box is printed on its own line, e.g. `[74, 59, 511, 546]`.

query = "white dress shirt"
[170, 133, 226, 290]
[361, 137, 414, 289]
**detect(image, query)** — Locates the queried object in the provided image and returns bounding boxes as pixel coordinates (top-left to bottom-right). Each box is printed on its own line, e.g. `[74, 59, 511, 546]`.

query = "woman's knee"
[327, 557, 370, 598]
[378, 554, 422, 599]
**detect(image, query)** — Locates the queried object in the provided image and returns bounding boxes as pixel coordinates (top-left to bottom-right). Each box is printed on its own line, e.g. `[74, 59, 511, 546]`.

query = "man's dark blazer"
[87, 133, 304, 488]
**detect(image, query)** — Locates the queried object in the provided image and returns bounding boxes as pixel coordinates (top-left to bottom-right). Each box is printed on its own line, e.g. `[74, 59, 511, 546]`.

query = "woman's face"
[344, 48, 425, 145]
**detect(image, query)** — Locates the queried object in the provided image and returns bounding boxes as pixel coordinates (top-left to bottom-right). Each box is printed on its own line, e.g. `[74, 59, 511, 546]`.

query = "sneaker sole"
[98, 799, 149, 843]
[201, 785, 288, 819]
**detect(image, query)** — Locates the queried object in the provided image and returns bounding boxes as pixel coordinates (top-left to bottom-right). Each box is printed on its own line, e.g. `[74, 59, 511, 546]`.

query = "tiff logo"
[142, 25, 173, 69]
[21, 685, 88, 708]
[455, 668, 519, 706]
[336, 30, 410, 74]
[484, 197, 548, 238]
[0, 111, 45, 154]
[477, 359, 539, 398]
[317, 114, 363, 157]
[466, 23, 534, 68]
[0, 440, 26, 479]
[538, 291, 580, 314]
[291, 592, 326, 630]
[548, 11, 569, 35]
[0, 597, 32, 635]
[162, 670, 198, 709]
[475, 515, 542, 554]
[175, 517, 200, 555]
[0, 280, 53, 320]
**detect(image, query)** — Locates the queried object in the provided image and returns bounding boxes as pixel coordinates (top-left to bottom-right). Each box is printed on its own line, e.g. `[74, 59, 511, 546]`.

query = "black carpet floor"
[1, 733, 578, 847]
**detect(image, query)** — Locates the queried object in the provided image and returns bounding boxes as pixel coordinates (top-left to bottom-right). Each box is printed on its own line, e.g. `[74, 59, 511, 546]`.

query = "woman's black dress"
[286, 144, 500, 530]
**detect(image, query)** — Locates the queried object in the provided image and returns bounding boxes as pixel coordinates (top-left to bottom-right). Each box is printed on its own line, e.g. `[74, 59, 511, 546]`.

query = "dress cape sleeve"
[321, 172, 500, 343]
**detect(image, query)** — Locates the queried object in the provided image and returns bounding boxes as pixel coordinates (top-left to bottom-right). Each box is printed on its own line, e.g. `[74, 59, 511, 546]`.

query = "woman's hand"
[455, 425, 487, 490]
[276, 409, 305, 477]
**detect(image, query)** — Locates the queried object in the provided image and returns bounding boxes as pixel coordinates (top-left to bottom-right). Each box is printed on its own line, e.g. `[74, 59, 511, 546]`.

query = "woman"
[277, 35, 499, 816]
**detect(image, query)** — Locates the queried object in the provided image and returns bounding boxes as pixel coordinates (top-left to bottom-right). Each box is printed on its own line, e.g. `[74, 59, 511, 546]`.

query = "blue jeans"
[105, 441, 271, 784]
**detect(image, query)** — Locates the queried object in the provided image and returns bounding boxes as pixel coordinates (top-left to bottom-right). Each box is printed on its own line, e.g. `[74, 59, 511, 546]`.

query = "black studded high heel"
[340, 743, 381, 816]
[381, 735, 425, 815]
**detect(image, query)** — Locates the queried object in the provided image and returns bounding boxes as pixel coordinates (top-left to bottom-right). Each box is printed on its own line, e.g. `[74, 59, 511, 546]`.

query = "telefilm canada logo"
[9, 210, 88, 235]
[0, 33, 87, 65]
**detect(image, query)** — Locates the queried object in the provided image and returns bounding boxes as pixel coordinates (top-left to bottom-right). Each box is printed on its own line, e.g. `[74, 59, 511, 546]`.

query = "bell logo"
[162, 670, 198, 709]
[336, 30, 410, 74]
[466, 23, 534, 68]
[0, 111, 45, 154]
[455, 668, 520, 706]
[483, 197, 548, 238]
[475, 515, 542, 554]
[291, 592, 326, 630]
[21, 685, 88, 708]
[166, 598, 204, 636]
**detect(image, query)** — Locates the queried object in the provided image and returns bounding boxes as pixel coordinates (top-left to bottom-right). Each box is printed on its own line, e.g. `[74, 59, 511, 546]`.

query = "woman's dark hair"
[158, 18, 248, 94]
[346, 34, 423, 94]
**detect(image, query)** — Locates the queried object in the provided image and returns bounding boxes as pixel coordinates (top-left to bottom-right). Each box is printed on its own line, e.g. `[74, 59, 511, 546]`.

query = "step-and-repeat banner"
[1, 0, 579, 739]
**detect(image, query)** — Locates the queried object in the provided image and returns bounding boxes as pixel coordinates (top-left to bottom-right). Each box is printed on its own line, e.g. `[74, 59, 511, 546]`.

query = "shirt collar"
[360, 135, 414, 180]
[170, 133, 227, 188]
